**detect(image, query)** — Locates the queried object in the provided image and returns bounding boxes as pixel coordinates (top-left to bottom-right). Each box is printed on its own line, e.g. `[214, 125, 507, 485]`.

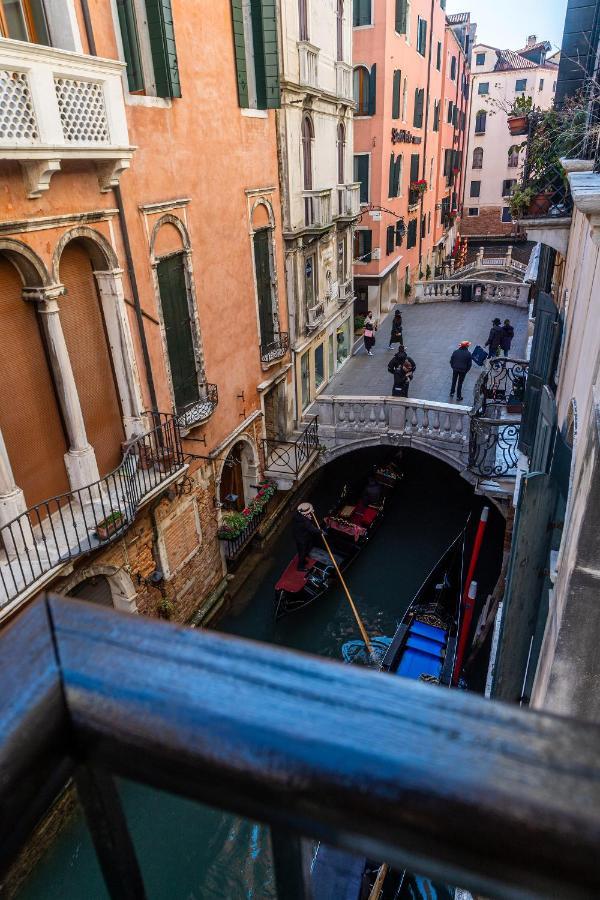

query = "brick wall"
[460, 207, 514, 238]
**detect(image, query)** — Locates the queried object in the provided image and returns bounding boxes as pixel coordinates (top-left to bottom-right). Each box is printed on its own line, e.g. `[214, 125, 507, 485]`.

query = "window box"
[96, 511, 126, 542]
[508, 115, 529, 137]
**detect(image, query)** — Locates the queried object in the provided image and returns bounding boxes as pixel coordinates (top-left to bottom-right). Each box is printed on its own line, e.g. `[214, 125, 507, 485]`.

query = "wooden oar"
[311, 513, 374, 656]
[368, 863, 389, 900]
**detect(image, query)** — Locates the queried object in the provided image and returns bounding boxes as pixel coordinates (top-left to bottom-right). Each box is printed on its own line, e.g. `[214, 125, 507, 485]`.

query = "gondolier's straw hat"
[298, 502, 314, 516]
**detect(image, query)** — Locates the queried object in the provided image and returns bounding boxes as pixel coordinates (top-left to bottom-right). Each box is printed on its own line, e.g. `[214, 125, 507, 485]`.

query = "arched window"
[337, 0, 344, 61]
[472, 146, 483, 169]
[475, 110, 487, 134]
[302, 115, 314, 190]
[298, 0, 308, 41]
[353, 66, 370, 116]
[337, 122, 346, 184]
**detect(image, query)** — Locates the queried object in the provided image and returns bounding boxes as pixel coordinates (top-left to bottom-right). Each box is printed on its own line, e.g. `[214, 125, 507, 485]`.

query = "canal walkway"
[325, 301, 529, 404]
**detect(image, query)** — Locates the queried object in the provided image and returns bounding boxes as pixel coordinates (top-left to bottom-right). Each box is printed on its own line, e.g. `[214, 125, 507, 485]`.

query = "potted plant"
[354, 314, 366, 335]
[154, 446, 175, 472]
[410, 179, 428, 197]
[425, 264, 432, 280]
[157, 596, 174, 620]
[96, 510, 125, 541]
[509, 185, 535, 219]
[404, 283, 412, 298]
[507, 95, 533, 136]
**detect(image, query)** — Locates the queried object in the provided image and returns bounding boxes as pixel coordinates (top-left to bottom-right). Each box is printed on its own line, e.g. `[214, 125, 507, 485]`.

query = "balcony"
[263, 417, 319, 488]
[335, 61, 353, 102]
[337, 278, 353, 304]
[298, 41, 319, 90]
[303, 188, 332, 229]
[306, 300, 325, 329]
[260, 332, 289, 365]
[0, 38, 134, 197]
[336, 182, 361, 219]
[0, 415, 186, 612]
[176, 383, 218, 430]
[218, 482, 277, 565]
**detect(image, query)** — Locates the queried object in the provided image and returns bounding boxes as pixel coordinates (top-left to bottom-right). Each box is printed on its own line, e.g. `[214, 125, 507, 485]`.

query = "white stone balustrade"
[303, 189, 332, 228]
[335, 61, 353, 101]
[0, 38, 133, 197]
[414, 280, 530, 307]
[298, 42, 319, 90]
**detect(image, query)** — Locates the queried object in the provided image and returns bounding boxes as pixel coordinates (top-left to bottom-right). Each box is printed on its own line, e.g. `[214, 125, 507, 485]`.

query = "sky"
[446, 0, 568, 52]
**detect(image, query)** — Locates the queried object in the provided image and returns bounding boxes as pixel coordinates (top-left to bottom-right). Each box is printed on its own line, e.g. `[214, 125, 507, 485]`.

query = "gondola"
[274, 459, 403, 622]
[312, 527, 468, 900]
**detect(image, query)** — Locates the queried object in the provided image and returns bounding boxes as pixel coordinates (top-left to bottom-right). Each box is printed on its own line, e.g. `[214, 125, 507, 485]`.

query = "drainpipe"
[79, 0, 97, 56]
[418, 0, 436, 266]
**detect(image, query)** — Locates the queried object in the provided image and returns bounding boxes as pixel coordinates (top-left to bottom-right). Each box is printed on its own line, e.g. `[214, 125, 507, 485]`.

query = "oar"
[311, 513, 374, 657]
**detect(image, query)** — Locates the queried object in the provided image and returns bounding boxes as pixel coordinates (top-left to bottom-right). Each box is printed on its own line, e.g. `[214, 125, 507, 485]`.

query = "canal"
[16, 449, 505, 900]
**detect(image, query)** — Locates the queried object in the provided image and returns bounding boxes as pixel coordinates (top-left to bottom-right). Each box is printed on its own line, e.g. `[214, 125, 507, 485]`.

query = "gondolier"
[292, 502, 321, 571]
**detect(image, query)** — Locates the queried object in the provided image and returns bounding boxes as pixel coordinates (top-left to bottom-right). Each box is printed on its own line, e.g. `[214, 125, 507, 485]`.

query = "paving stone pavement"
[324, 301, 529, 403]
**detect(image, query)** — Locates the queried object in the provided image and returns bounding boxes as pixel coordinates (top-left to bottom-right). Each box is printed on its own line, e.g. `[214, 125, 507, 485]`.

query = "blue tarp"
[396, 620, 448, 681]
[312, 846, 364, 900]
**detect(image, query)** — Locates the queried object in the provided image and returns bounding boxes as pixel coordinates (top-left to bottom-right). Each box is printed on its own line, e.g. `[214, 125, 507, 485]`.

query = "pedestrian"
[501, 319, 515, 358]
[363, 311, 377, 356]
[292, 502, 321, 572]
[449, 341, 472, 403]
[485, 318, 503, 358]
[388, 309, 403, 350]
[389, 345, 416, 398]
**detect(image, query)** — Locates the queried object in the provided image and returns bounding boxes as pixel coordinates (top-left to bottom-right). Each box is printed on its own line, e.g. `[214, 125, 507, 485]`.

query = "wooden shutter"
[413, 88, 424, 127]
[395, 220, 404, 246]
[117, 0, 144, 92]
[231, 0, 249, 107]
[386, 226, 395, 255]
[410, 153, 420, 183]
[519, 292, 560, 454]
[254, 0, 280, 109]
[388, 153, 395, 198]
[158, 255, 200, 411]
[254, 229, 275, 346]
[392, 69, 401, 119]
[356, 154, 369, 202]
[395, 0, 407, 34]
[407, 219, 417, 248]
[418, 17, 427, 54]
[368, 63, 376, 115]
[363, 230, 372, 262]
[146, 0, 181, 98]
[393, 155, 401, 196]
[421, 215, 426, 238]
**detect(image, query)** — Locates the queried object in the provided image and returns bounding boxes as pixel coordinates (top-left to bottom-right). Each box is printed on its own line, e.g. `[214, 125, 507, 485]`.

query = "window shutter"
[117, 0, 144, 92]
[231, 0, 249, 107]
[386, 225, 395, 255]
[436, 41, 442, 70]
[363, 229, 372, 262]
[413, 88, 424, 127]
[393, 155, 401, 196]
[356, 154, 369, 202]
[158, 255, 199, 410]
[258, 0, 280, 108]
[410, 153, 420, 183]
[146, 0, 181, 98]
[395, 220, 404, 246]
[392, 69, 401, 119]
[368, 63, 377, 115]
[530, 387, 557, 474]
[520, 292, 561, 454]
[388, 153, 395, 198]
[254, 230, 275, 345]
[395, 0, 407, 34]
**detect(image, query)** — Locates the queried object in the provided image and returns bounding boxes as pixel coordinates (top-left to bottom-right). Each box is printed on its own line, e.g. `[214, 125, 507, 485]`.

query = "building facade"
[276, 0, 358, 419]
[0, 0, 291, 624]
[461, 37, 558, 239]
[351, 0, 471, 318]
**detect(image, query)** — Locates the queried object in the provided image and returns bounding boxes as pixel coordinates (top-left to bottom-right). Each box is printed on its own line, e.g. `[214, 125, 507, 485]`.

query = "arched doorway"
[219, 440, 259, 511]
[67, 574, 113, 607]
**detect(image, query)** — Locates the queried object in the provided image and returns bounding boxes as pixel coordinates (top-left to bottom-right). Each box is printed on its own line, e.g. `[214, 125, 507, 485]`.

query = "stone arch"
[59, 564, 139, 613]
[216, 434, 260, 510]
[251, 198, 275, 231]
[150, 214, 191, 263]
[52, 226, 119, 282]
[0, 238, 51, 287]
[314, 435, 469, 476]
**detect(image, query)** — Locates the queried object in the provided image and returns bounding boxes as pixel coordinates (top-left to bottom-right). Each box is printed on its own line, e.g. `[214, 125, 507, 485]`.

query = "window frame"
[302, 114, 314, 191]
[467, 207, 479, 217]
[475, 110, 487, 134]
[353, 228, 373, 264]
[298, 0, 309, 41]
[472, 146, 483, 169]
[416, 15, 427, 57]
[475, 52, 485, 66]
[353, 65, 371, 116]
[515, 78, 527, 92]
[353, 152, 371, 204]
[501, 206, 512, 223]
[0, 0, 50, 44]
[352, 0, 372, 28]
[337, 121, 346, 185]
[477, 82, 489, 95]
[470, 180, 481, 198]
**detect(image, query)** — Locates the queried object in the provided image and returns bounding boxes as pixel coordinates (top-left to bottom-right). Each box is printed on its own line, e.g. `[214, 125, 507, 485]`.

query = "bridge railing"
[2, 595, 600, 899]
[414, 280, 529, 307]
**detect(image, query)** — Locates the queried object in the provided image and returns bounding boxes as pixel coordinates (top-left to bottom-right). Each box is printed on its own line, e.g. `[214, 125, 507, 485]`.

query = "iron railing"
[469, 417, 521, 478]
[2, 595, 600, 899]
[176, 383, 218, 430]
[479, 357, 529, 415]
[263, 417, 319, 478]
[260, 333, 289, 365]
[468, 359, 528, 478]
[0, 414, 185, 608]
[219, 495, 275, 564]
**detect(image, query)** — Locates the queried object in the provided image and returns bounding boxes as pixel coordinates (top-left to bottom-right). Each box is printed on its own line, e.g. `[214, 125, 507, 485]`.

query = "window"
[443, 148, 453, 177]
[501, 207, 512, 223]
[413, 87, 424, 128]
[470, 180, 481, 198]
[300, 351, 310, 409]
[354, 229, 372, 263]
[553, 81, 556, 92]
[386, 225, 395, 255]
[353, 64, 376, 115]
[353, 153, 370, 203]
[447, 100, 453, 124]
[401, 77, 408, 120]
[433, 99, 440, 132]
[392, 69, 401, 119]
[353, 0, 371, 27]
[304, 253, 316, 308]
[468, 208, 479, 216]
[232, 0, 278, 109]
[117, 0, 182, 98]
[337, 122, 346, 184]
[315, 343, 325, 389]
[450, 56, 457, 80]
[475, 52, 485, 66]
[298, 0, 308, 40]
[406, 218, 417, 249]
[478, 82, 489, 95]
[515, 78, 527, 92]
[336, 319, 351, 366]
[472, 146, 483, 169]
[302, 115, 314, 190]
[436, 41, 442, 71]
[117, 0, 144, 92]
[395, 0, 407, 33]
[337, 237, 346, 284]
[388, 153, 402, 198]
[502, 178, 517, 197]
[254, 229, 277, 349]
[539, 78, 544, 91]
[416, 15, 427, 56]
[0, 0, 49, 44]
[427, 210, 431, 233]
[475, 110, 487, 133]
[336, 0, 344, 60]
[395, 219, 405, 246]
[157, 254, 200, 414]
[508, 145, 520, 167]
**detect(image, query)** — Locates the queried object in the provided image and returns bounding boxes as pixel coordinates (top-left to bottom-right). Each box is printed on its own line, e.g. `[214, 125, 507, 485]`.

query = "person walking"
[501, 319, 515, 358]
[292, 502, 321, 572]
[363, 311, 377, 356]
[388, 309, 403, 350]
[485, 318, 503, 358]
[449, 341, 472, 402]
[389, 345, 416, 398]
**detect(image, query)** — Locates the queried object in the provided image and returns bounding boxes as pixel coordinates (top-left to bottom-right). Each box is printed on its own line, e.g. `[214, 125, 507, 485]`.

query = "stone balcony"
[303, 188, 332, 229]
[298, 41, 319, 91]
[0, 37, 134, 197]
[335, 61, 353, 102]
[336, 182, 361, 219]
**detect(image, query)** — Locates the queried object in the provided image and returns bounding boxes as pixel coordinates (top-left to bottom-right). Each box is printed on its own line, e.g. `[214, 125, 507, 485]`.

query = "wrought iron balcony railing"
[469, 417, 521, 478]
[260, 333, 289, 365]
[0, 414, 185, 609]
[2, 594, 600, 899]
[176, 384, 218, 430]
[468, 358, 528, 478]
[218, 491, 276, 565]
[263, 417, 319, 479]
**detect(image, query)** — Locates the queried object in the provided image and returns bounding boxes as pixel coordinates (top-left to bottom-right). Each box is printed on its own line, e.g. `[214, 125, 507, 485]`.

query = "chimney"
[526, 34, 537, 48]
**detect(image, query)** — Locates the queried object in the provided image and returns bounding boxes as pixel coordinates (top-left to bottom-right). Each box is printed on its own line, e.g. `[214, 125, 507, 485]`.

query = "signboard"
[391, 128, 422, 145]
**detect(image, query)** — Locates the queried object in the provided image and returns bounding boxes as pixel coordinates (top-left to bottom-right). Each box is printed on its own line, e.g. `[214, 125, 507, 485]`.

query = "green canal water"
[17, 449, 504, 900]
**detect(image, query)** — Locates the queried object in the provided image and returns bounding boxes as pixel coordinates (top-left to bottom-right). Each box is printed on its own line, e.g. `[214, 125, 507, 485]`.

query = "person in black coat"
[388, 346, 416, 397]
[485, 318, 503, 357]
[293, 503, 321, 571]
[449, 341, 472, 402]
[388, 310, 403, 350]
[500, 319, 515, 357]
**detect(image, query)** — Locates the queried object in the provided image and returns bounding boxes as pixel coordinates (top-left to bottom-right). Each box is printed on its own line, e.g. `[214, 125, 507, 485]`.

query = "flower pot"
[138, 443, 155, 470]
[527, 192, 553, 216]
[507, 400, 524, 414]
[96, 512, 125, 541]
[508, 115, 529, 136]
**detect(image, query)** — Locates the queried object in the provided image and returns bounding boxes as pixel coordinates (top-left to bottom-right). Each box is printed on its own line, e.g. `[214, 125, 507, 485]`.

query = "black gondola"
[274, 459, 403, 621]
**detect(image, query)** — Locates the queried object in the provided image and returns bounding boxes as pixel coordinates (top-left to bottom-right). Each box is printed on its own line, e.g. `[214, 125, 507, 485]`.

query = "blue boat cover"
[312, 846, 364, 900]
[396, 620, 448, 681]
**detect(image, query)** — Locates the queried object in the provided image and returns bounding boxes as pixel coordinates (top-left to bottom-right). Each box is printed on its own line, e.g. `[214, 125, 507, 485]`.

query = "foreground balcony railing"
[260, 333, 289, 365]
[263, 416, 319, 479]
[468, 358, 528, 478]
[0, 414, 185, 610]
[176, 384, 218, 430]
[2, 595, 600, 899]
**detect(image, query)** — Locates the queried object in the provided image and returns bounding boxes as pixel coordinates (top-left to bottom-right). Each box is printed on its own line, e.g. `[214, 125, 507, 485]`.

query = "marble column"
[0, 427, 32, 558]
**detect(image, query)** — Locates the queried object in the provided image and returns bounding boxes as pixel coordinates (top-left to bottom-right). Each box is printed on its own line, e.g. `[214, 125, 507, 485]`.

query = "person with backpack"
[485, 318, 503, 357]
[363, 311, 377, 356]
[388, 310, 403, 350]
[388, 345, 416, 398]
[449, 341, 472, 403]
[501, 319, 515, 357]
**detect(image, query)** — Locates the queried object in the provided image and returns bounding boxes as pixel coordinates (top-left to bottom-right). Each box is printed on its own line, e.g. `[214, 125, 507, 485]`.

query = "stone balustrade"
[298, 42, 319, 90]
[335, 61, 353, 102]
[414, 280, 530, 307]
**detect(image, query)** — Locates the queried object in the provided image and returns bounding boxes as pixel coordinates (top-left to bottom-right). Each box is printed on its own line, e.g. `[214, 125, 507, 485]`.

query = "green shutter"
[354, 0, 371, 27]
[231, 0, 249, 107]
[519, 292, 561, 454]
[117, 0, 144, 92]
[146, 0, 181, 98]
[386, 225, 395, 255]
[413, 88, 424, 128]
[368, 63, 376, 115]
[410, 153, 420, 182]
[158, 255, 199, 410]
[363, 230, 372, 262]
[251, 0, 280, 110]
[254, 230, 275, 345]
[392, 69, 401, 119]
[355, 154, 369, 202]
[393, 155, 401, 196]
[388, 153, 395, 198]
[395, 0, 407, 33]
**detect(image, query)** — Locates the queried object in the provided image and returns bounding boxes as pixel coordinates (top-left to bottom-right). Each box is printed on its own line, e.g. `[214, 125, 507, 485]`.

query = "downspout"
[418, 0, 436, 266]
[79, 0, 97, 56]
